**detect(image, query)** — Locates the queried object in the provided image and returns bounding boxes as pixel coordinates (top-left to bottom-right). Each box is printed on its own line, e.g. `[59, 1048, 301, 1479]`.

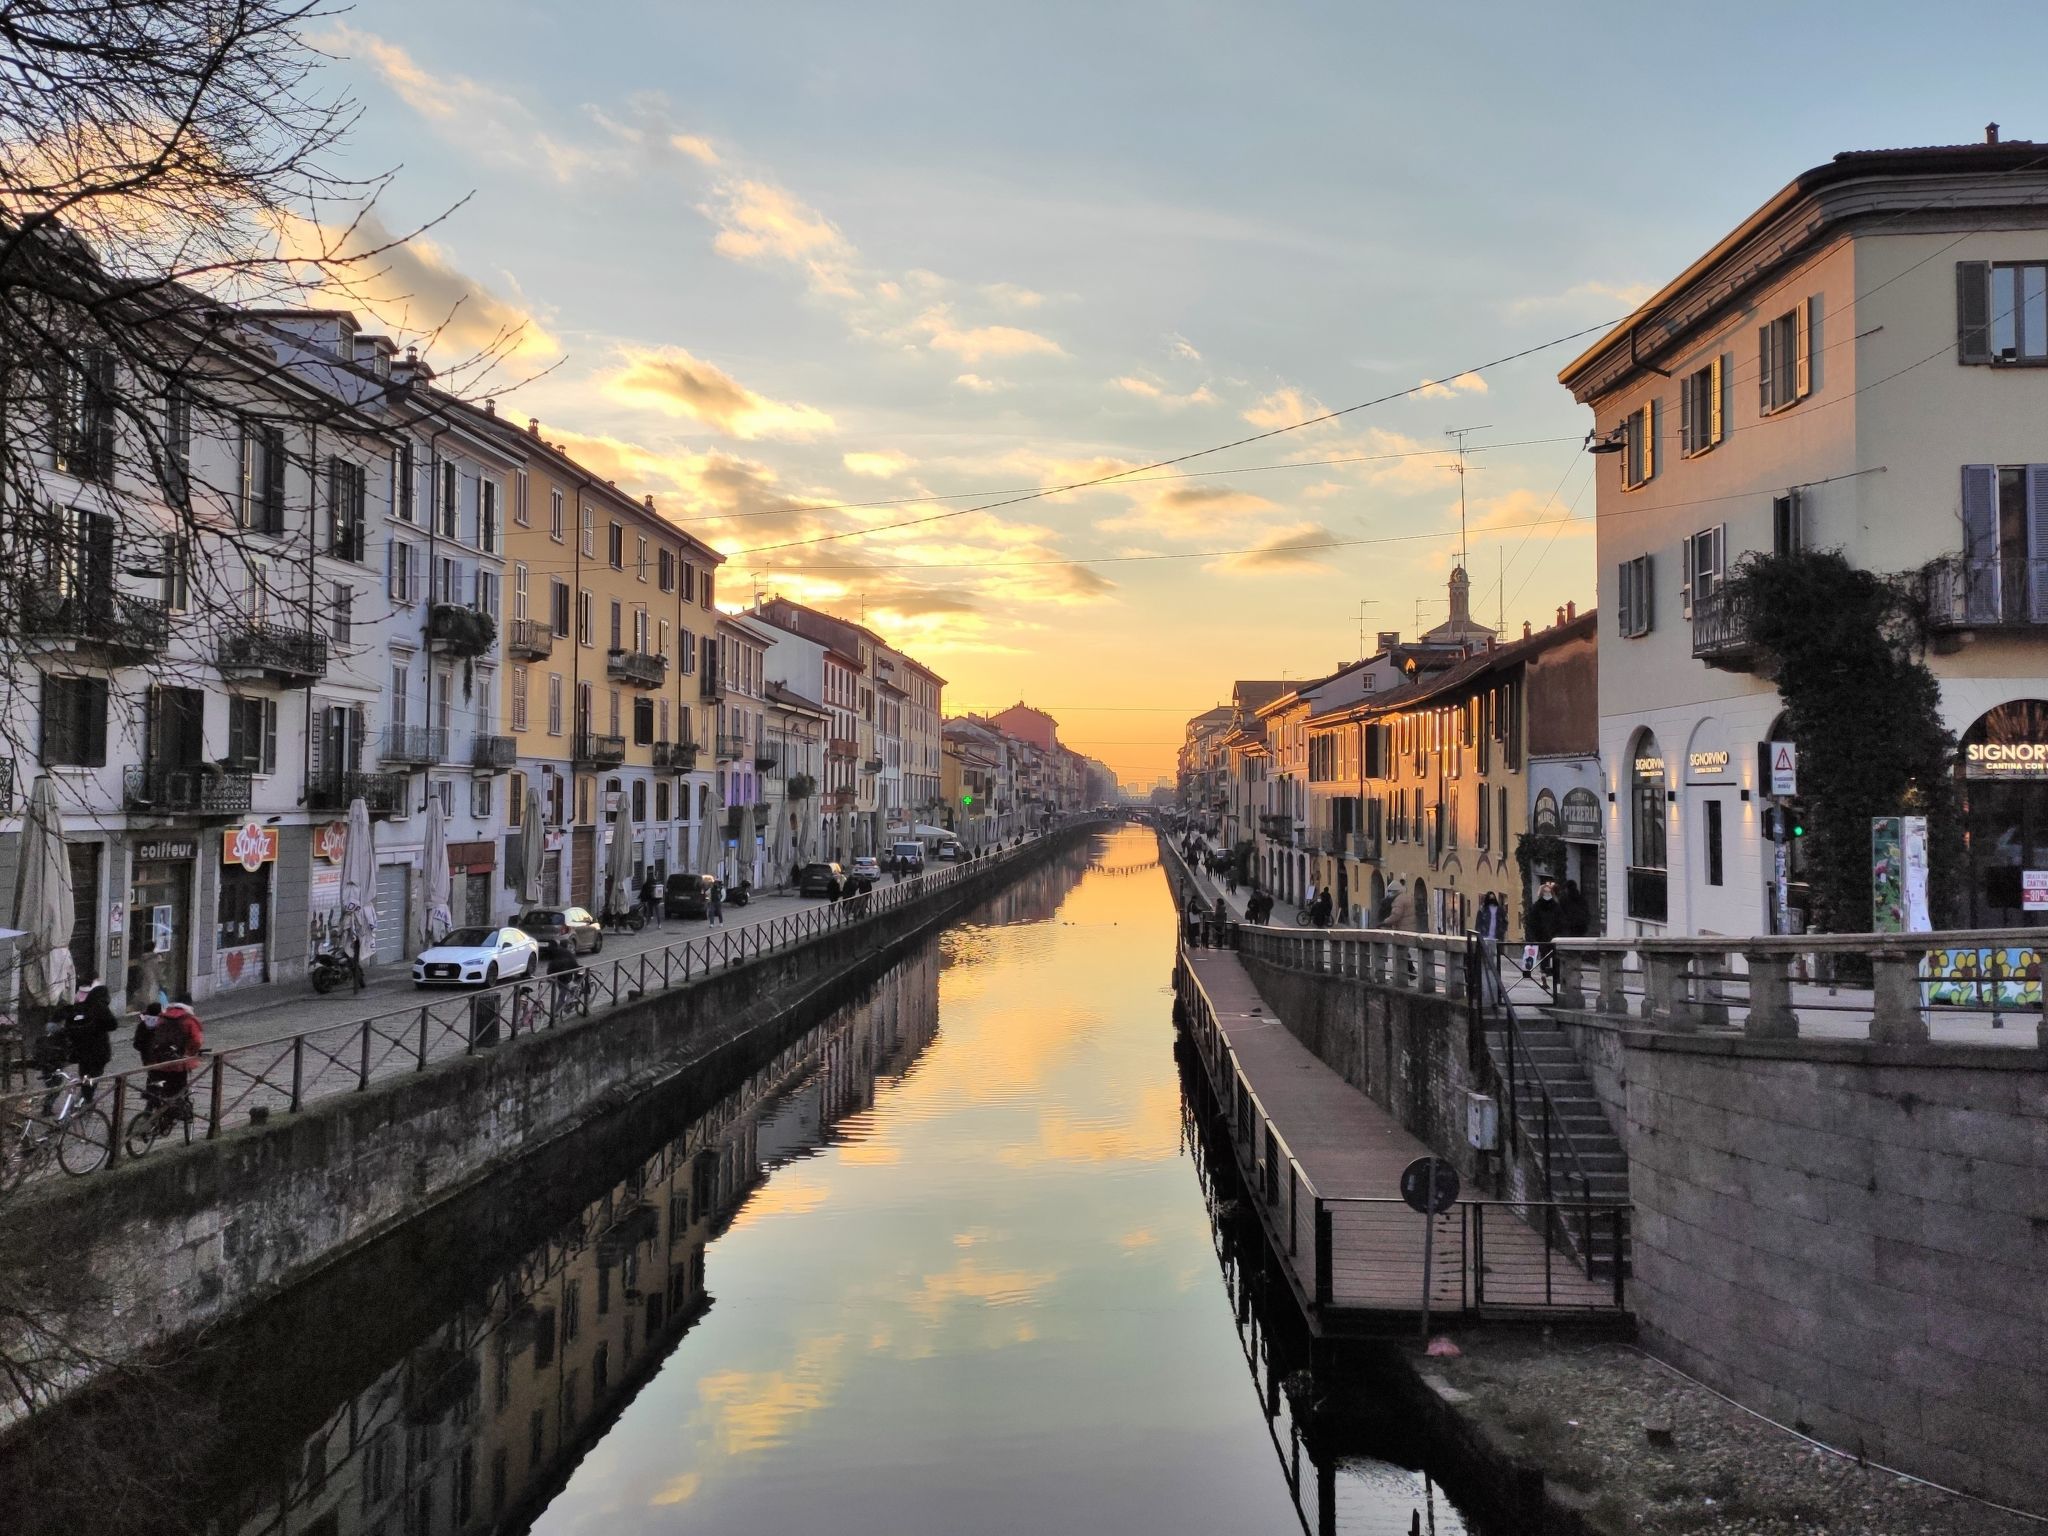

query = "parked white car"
[413, 926, 542, 989]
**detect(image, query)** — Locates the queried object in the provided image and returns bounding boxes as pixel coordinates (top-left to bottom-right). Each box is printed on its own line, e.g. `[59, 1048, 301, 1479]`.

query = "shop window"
[1628, 731, 1669, 922]
[217, 860, 270, 956]
[1705, 798, 1724, 886]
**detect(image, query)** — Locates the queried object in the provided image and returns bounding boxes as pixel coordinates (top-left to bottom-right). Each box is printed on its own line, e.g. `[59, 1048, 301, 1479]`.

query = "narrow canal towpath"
[1181, 944, 1614, 1323]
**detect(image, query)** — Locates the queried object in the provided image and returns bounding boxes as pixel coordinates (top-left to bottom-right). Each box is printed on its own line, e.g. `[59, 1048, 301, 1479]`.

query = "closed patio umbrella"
[697, 779, 722, 880]
[422, 795, 452, 943]
[12, 776, 75, 1010]
[518, 784, 545, 906]
[602, 791, 635, 919]
[341, 796, 378, 958]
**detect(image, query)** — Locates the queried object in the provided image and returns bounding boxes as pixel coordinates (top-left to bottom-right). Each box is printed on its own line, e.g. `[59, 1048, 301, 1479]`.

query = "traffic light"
[1761, 807, 1781, 840]
[1761, 807, 1805, 840]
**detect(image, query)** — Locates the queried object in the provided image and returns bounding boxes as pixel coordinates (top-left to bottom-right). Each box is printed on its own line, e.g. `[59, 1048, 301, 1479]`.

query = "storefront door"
[129, 851, 194, 1002]
[374, 863, 410, 965]
[67, 842, 100, 989]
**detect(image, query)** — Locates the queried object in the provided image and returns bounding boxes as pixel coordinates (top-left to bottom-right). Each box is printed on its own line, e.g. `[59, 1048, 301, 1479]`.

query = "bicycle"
[2, 1068, 113, 1188]
[124, 1075, 196, 1159]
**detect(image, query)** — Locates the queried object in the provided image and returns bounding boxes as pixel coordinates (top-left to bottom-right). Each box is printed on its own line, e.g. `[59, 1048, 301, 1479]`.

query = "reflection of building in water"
[213, 944, 939, 1536]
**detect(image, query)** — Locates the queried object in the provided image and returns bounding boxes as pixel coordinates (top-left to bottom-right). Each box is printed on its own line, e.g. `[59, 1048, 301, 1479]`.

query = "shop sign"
[544, 830, 566, 853]
[2025, 871, 2048, 912]
[314, 822, 349, 863]
[223, 822, 279, 872]
[1561, 788, 1602, 840]
[1965, 741, 2048, 778]
[1687, 749, 1730, 776]
[1632, 756, 1664, 780]
[1531, 789, 1561, 837]
[136, 838, 197, 863]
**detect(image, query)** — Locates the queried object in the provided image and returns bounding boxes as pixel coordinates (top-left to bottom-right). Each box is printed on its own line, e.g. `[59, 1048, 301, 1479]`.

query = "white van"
[890, 839, 926, 871]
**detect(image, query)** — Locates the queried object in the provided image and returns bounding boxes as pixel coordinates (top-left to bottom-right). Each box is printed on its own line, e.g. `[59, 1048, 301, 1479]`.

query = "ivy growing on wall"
[1723, 549, 1963, 933]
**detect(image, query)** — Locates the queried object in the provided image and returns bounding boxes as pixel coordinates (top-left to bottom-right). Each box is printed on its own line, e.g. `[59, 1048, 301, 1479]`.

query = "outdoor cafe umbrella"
[696, 779, 722, 880]
[422, 794, 452, 944]
[12, 776, 75, 1009]
[518, 784, 545, 906]
[340, 796, 378, 958]
[602, 791, 635, 919]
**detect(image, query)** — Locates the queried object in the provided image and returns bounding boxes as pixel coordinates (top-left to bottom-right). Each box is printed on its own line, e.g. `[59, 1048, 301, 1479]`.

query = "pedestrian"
[1226, 862, 1238, 896]
[1526, 878, 1565, 990]
[1562, 878, 1592, 938]
[1185, 893, 1206, 947]
[1474, 892, 1508, 1005]
[66, 979, 118, 1099]
[1311, 887, 1334, 928]
[709, 879, 726, 926]
[640, 872, 663, 930]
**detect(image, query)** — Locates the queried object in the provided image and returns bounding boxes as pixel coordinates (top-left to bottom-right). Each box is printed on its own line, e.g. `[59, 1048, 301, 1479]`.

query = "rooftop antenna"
[1444, 424, 1493, 574]
[1357, 598, 1377, 660]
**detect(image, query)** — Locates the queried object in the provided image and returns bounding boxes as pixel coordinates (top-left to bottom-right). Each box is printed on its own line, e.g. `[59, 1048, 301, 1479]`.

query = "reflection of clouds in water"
[694, 1333, 848, 1457]
[1119, 1228, 1159, 1250]
[649, 1471, 702, 1507]
[908, 1257, 1058, 1322]
[997, 1083, 1183, 1169]
[726, 1170, 830, 1228]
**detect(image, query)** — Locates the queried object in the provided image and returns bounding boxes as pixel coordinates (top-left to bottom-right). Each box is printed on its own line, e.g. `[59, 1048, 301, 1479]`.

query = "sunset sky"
[313, 2, 2048, 783]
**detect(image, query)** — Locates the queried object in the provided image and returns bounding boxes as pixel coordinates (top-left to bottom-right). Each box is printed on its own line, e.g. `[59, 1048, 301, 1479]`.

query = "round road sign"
[1399, 1156, 1461, 1216]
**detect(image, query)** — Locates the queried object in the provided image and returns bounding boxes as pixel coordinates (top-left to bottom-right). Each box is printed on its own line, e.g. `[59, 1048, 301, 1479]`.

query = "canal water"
[1, 825, 1472, 1534]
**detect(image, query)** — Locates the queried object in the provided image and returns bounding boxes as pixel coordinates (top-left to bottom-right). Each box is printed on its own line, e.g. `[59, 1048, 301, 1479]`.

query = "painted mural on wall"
[1919, 944, 2042, 1007]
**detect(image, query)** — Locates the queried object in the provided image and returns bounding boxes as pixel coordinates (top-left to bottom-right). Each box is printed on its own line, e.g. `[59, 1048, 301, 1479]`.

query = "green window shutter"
[1956, 261, 1992, 364]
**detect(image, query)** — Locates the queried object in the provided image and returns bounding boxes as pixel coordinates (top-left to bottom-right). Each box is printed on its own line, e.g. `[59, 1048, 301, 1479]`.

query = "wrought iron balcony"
[606, 647, 667, 689]
[752, 801, 772, 826]
[507, 616, 554, 660]
[573, 731, 626, 767]
[19, 586, 169, 662]
[306, 770, 405, 815]
[426, 603, 495, 658]
[217, 614, 328, 685]
[832, 786, 858, 810]
[470, 733, 517, 772]
[828, 735, 859, 759]
[1691, 586, 1760, 672]
[123, 764, 253, 818]
[754, 743, 779, 770]
[699, 669, 725, 700]
[0, 756, 12, 812]
[864, 754, 884, 773]
[717, 732, 747, 761]
[1924, 555, 2048, 634]
[381, 724, 449, 765]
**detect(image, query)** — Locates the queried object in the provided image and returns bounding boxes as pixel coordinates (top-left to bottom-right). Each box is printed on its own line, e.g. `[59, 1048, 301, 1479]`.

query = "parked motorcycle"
[308, 946, 356, 994]
[600, 906, 647, 934]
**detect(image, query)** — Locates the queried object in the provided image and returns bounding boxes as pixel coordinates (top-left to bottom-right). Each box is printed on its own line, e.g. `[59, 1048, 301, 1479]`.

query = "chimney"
[1522, 620, 1532, 640]
[484, 398, 496, 416]
[1566, 599, 1577, 621]
[1376, 630, 1401, 653]
[643, 494, 656, 512]
[1556, 605, 1566, 628]
[1988, 122, 2001, 144]
[528, 417, 541, 437]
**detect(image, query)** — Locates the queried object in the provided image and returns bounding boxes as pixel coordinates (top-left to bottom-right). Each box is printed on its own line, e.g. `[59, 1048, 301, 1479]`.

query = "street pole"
[1419, 1153, 1438, 1342]
[1773, 800, 1791, 935]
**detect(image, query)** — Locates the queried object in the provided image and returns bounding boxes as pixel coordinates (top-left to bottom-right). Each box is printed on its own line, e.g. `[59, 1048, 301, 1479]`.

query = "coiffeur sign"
[224, 821, 279, 872]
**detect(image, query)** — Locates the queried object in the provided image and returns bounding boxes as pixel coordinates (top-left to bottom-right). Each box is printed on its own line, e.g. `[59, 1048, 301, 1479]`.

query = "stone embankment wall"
[1612, 1028, 2048, 1510]
[11, 827, 1099, 1380]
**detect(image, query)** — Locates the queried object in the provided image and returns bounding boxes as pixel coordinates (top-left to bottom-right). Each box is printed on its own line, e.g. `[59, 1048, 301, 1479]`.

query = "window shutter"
[1709, 354, 1726, 444]
[1961, 464, 1998, 622]
[2026, 465, 2048, 620]
[1639, 554, 1653, 634]
[1796, 297, 1814, 399]
[1957, 261, 1992, 364]
[264, 427, 285, 528]
[1758, 325, 1774, 412]
[1680, 536, 1694, 618]
[1641, 401, 1656, 481]
[350, 705, 366, 770]
[1679, 374, 1694, 452]
[83, 678, 107, 766]
[1618, 561, 1634, 635]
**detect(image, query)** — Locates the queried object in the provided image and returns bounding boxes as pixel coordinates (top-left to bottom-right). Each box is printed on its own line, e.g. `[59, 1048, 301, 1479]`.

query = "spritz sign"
[223, 821, 279, 872]
[314, 821, 348, 863]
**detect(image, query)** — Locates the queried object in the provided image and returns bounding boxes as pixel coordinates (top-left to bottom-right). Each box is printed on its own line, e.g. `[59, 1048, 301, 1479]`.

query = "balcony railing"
[1690, 586, 1760, 671]
[306, 770, 405, 815]
[716, 732, 747, 761]
[507, 617, 554, 660]
[828, 736, 859, 759]
[606, 648, 667, 689]
[1626, 866, 1669, 924]
[381, 724, 449, 765]
[426, 603, 495, 658]
[754, 744, 779, 770]
[700, 670, 724, 700]
[652, 740, 700, 771]
[0, 756, 11, 812]
[217, 614, 328, 685]
[1924, 555, 2048, 631]
[864, 755, 884, 773]
[573, 731, 626, 767]
[470, 733, 516, 772]
[832, 787, 858, 810]
[123, 764, 253, 818]
[19, 586, 169, 661]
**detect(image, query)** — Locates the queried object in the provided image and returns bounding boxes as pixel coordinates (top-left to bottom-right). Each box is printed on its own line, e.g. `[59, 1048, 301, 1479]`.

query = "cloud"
[954, 374, 1001, 393]
[1241, 386, 1331, 431]
[842, 450, 912, 478]
[1506, 278, 1656, 319]
[670, 133, 719, 165]
[1208, 522, 1344, 574]
[602, 347, 835, 439]
[1100, 481, 1279, 539]
[703, 178, 860, 299]
[1413, 371, 1488, 399]
[982, 282, 1044, 309]
[1112, 375, 1216, 408]
[912, 307, 1063, 363]
[1169, 335, 1202, 362]
[582, 91, 722, 170]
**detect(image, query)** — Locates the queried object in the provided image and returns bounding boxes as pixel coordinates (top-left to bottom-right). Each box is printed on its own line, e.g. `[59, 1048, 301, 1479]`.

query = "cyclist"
[133, 1000, 203, 1118]
[65, 980, 118, 1101]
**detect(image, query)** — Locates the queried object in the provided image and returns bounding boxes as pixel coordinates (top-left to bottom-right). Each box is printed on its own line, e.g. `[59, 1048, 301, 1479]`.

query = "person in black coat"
[66, 981, 118, 1095]
[1525, 879, 1565, 987]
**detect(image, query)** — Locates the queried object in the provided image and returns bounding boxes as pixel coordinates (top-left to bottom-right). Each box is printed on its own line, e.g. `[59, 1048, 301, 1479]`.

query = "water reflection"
[1, 829, 1475, 1535]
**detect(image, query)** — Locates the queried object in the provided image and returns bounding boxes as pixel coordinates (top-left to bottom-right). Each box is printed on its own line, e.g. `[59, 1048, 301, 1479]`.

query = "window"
[634, 607, 650, 653]
[240, 422, 286, 533]
[330, 581, 352, 643]
[227, 697, 278, 774]
[162, 534, 190, 611]
[515, 469, 530, 526]
[388, 540, 420, 605]
[396, 439, 416, 522]
[659, 698, 671, 743]
[326, 458, 367, 561]
[658, 618, 670, 659]
[680, 627, 695, 673]
[609, 600, 623, 652]
[52, 351, 115, 481]
[440, 461, 460, 539]
[1476, 780, 1490, 849]
[436, 553, 462, 604]
[630, 781, 647, 823]
[609, 687, 622, 736]
[577, 589, 593, 647]
[1772, 491, 1804, 556]
[474, 568, 500, 619]
[684, 560, 696, 604]
[513, 562, 529, 620]
[702, 569, 714, 608]
[552, 579, 571, 637]
[1758, 298, 1815, 412]
[164, 383, 192, 505]
[473, 777, 493, 819]
[1620, 400, 1656, 489]
[551, 487, 565, 541]
[656, 780, 670, 821]
[480, 479, 501, 553]
[1681, 525, 1725, 617]
[1617, 553, 1654, 638]
[40, 674, 108, 766]
[1705, 798, 1724, 887]
[1679, 355, 1726, 455]
[609, 521, 625, 570]
[548, 673, 563, 735]
[581, 505, 595, 557]
[659, 548, 675, 592]
[1629, 731, 1669, 921]
[633, 696, 655, 745]
[389, 663, 410, 728]
[636, 536, 648, 581]
[1958, 259, 2048, 364]
[513, 666, 529, 731]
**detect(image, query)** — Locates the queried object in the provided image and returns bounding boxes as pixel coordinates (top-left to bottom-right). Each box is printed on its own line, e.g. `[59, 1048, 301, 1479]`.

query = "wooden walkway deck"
[1180, 945, 1622, 1330]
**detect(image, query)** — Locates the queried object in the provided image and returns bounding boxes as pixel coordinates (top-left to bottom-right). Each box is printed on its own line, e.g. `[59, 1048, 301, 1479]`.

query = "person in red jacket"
[133, 999, 203, 1112]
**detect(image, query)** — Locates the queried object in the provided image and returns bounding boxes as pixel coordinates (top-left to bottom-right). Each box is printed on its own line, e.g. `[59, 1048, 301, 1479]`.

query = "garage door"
[374, 863, 410, 966]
